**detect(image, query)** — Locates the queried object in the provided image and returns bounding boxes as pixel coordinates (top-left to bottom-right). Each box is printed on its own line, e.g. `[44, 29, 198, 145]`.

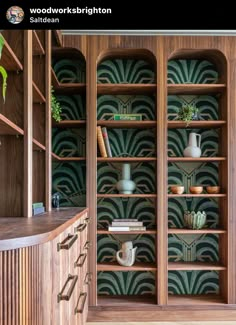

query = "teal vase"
[116, 163, 136, 194]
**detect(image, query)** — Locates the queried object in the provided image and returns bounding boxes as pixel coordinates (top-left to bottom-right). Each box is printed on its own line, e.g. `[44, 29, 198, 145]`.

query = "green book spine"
[32, 202, 44, 208]
[113, 114, 142, 121]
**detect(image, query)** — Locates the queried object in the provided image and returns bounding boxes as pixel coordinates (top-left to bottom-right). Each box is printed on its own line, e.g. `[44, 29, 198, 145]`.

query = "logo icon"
[6, 6, 24, 24]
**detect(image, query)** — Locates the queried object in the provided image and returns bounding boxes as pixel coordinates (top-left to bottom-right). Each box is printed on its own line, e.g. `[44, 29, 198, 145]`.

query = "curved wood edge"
[0, 208, 88, 251]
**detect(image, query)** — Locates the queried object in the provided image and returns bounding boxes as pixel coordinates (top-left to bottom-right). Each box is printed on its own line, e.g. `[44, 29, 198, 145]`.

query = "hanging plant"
[0, 34, 8, 103]
[51, 85, 62, 122]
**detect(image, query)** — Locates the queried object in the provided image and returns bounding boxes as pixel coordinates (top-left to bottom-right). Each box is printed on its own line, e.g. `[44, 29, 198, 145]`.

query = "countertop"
[0, 207, 88, 251]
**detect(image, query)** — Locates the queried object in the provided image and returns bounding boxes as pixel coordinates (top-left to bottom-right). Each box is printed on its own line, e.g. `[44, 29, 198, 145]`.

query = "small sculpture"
[52, 192, 60, 209]
[116, 241, 137, 267]
[184, 210, 207, 229]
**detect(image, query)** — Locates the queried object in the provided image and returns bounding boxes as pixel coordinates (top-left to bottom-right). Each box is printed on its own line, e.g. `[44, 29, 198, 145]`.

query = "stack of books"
[97, 126, 112, 157]
[108, 219, 146, 231]
[32, 202, 45, 216]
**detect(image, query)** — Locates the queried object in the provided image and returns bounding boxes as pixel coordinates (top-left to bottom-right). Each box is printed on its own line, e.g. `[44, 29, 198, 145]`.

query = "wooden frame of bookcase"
[62, 34, 236, 320]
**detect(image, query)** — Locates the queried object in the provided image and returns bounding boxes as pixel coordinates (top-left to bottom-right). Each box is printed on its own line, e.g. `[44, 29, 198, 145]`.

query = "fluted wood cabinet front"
[0, 211, 89, 325]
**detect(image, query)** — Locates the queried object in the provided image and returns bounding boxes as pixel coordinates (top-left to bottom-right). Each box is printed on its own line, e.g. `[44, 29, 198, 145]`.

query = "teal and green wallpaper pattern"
[98, 271, 156, 295]
[97, 162, 155, 194]
[168, 95, 219, 121]
[167, 60, 218, 84]
[97, 95, 155, 120]
[97, 234, 155, 263]
[52, 58, 86, 83]
[97, 59, 155, 84]
[168, 271, 219, 295]
[97, 197, 155, 229]
[56, 95, 86, 120]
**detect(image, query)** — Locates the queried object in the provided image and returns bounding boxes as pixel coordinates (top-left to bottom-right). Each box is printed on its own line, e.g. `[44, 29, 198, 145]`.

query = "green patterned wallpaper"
[52, 58, 86, 83]
[98, 271, 156, 295]
[56, 95, 86, 120]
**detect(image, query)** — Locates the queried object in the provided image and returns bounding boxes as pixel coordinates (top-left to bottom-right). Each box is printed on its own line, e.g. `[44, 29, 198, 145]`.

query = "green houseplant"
[0, 34, 8, 103]
[177, 104, 198, 127]
[51, 85, 62, 122]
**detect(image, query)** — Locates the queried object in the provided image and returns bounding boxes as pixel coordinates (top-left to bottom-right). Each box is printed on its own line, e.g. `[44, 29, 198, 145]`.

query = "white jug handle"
[116, 250, 122, 259]
[196, 134, 201, 147]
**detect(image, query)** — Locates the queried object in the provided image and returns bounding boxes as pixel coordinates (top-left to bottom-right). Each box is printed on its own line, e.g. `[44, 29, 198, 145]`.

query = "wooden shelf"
[168, 295, 225, 305]
[97, 120, 156, 129]
[33, 139, 46, 151]
[52, 120, 86, 128]
[52, 68, 86, 94]
[168, 193, 226, 198]
[0, 35, 23, 71]
[33, 31, 45, 56]
[168, 121, 226, 129]
[97, 157, 156, 162]
[97, 262, 156, 271]
[168, 228, 226, 234]
[97, 229, 157, 235]
[98, 295, 156, 306]
[52, 153, 86, 161]
[0, 114, 24, 135]
[97, 194, 157, 198]
[168, 262, 226, 271]
[33, 81, 46, 104]
[53, 30, 63, 47]
[167, 84, 226, 95]
[97, 84, 156, 95]
[168, 157, 226, 162]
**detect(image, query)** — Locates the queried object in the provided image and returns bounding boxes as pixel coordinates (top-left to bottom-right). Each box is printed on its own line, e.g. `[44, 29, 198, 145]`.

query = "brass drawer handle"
[74, 253, 87, 267]
[85, 217, 90, 224]
[84, 272, 92, 285]
[83, 241, 91, 250]
[57, 233, 78, 251]
[57, 274, 78, 303]
[74, 292, 87, 314]
[75, 223, 87, 233]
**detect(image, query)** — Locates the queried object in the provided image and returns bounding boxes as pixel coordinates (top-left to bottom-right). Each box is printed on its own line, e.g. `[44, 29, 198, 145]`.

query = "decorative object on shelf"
[206, 186, 221, 194]
[113, 114, 142, 121]
[116, 163, 136, 194]
[108, 218, 146, 231]
[0, 34, 8, 103]
[177, 104, 199, 126]
[101, 126, 112, 157]
[184, 132, 201, 157]
[97, 126, 107, 157]
[189, 186, 203, 194]
[52, 192, 60, 208]
[184, 210, 207, 229]
[51, 86, 62, 122]
[170, 185, 184, 194]
[116, 241, 137, 267]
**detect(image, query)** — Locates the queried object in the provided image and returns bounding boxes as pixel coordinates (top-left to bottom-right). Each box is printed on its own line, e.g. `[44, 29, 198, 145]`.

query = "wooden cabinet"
[0, 209, 89, 325]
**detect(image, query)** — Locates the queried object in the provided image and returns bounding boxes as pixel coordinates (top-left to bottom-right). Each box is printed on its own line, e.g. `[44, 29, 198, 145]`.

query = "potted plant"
[177, 103, 199, 127]
[0, 34, 8, 103]
[51, 85, 62, 122]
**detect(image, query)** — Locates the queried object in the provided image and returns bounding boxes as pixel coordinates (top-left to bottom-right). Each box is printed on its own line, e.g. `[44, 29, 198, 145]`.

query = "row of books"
[32, 202, 45, 216]
[97, 126, 112, 157]
[108, 219, 146, 231]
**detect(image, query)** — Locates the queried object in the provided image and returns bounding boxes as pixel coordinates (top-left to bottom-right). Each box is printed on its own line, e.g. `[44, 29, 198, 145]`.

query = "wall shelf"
[33, 31, 45, 56]
[33, 139, 46, 151]
[168, 262, 226, 271]
[168, 194, 226, 198]
[168, 295, 225, 305]
[97, 194, 157, 198]
[97, 262, 157, 271]
[0, 35, 23, 71]
[0, 114, 24, 135]
[33, 81, 46, 104]
[52, 120, 86, 128]
[97, 229, 157, 234]
[168, 229, 226, 234]
[168, 157, 226, 162]
[51, 68, 86, 94]
[97, 120, 156, 129]
[97, 84, 156, 95]
[168, 121, 226, 129]
[97, 157, 156, 162]
[167, 84, 226, 95]
[98, 295, 156, 306]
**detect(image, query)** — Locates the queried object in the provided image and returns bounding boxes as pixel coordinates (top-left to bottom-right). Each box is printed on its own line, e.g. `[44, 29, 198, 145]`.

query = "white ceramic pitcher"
[116, 241, 137, 267]
[183, 132, 201, 157]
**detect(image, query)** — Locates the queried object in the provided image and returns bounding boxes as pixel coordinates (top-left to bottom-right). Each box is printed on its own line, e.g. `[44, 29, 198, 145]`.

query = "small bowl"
[189, 186, 203, 194]
[206, 186, 220, 194]
[170, 186, 184, 194]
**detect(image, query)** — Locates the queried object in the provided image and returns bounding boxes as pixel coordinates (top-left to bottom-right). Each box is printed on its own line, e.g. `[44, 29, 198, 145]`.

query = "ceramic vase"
[116, 163, 136, 194]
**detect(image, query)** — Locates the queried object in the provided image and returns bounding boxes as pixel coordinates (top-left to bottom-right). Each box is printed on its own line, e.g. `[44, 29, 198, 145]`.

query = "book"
[113, 114, 142, 121]
[33, 206, 45, 215]
[97, 126, 107, 157]
[113, 218, 138, 222]
[32, 202, 44, 208]
[108, 226, 146, 231]
[101, 127, 112, 157]
[112, 221, 143, 226]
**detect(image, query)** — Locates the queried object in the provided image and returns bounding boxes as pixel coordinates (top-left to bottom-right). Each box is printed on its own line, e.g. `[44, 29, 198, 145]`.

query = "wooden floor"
[86, 321, 236, 325]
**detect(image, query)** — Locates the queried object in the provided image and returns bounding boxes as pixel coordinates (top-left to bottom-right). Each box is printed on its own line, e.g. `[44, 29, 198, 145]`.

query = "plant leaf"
[0, 66, 8, 103]
[0, 35, 4, 60]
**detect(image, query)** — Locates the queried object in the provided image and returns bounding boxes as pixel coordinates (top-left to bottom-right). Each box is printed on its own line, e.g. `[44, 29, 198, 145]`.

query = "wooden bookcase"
[0, 30, 51, 217]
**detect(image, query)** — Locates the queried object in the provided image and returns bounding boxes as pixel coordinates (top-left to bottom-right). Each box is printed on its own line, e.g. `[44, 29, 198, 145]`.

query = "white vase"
[116, 163, 136, 194]
[183, 132, 202, 158]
